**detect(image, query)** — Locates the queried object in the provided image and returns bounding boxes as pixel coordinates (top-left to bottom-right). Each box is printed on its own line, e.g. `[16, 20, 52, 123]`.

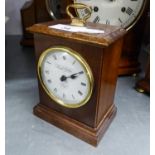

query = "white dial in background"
[74, 0, 146, 30]
[38, 47, 93, 108]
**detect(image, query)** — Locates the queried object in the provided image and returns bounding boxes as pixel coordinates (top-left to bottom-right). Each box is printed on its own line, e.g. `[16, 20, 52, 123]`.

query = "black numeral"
[45, 70, 49, 74]
[81, 82, 86, 86]
[47, 79, 52, 83]
[62, 56, 66, 60]
[118, 18, 123, 23]
[53, 55, 57, 60]
[93, 16, 100, 23]
[72, 60, 76, 65]
[78, 90, 83, 96]
[46, 61, 51, 64]
[63, 93, 65, 98]
[72, 94, 75, 99]
[126, 7, 133, 15]
[106, 20, 110, 25]
[54, 88, 57, 92]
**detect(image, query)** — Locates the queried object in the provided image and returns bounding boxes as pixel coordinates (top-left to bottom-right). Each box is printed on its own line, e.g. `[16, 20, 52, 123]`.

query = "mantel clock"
[28, 4, 126, 146]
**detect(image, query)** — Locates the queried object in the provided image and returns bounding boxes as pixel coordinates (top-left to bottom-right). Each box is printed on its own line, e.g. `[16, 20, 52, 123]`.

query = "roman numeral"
[72, 94, 75, 99]
[106, 20, 110, 25]
[54, 88, 57, 92]
[93, 16, 100, 23]
[126, 7, 133, 15]
[78, 90, 83, 96]
[118, 18, 123, 23]
[81, 82, 86, 86]
[63, 93, 65, 98]
[62, 56, 66, 60]
[45, 70, 49, 74]
[72, 60, 76, 65]
[47, 79, 52, 83]
[46, 61, 51, 64]
[52, 55, 57, 60]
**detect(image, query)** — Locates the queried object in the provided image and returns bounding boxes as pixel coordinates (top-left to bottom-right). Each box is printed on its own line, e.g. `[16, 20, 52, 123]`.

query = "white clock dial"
[38, 47, 93, 108]
[74, 0, 146, 29]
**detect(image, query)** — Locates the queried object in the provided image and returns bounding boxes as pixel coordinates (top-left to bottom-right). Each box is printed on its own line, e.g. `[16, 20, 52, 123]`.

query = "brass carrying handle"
[66, 3, 92, 26]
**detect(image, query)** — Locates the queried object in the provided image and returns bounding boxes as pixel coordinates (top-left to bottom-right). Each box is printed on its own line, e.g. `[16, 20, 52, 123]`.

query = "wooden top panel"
[27, 20, 126, 47]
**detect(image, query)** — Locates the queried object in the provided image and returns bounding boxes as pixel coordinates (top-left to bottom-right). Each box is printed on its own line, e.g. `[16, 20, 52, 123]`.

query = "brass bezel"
[73, 0, 147, 31]
[37, 46, 94, 108]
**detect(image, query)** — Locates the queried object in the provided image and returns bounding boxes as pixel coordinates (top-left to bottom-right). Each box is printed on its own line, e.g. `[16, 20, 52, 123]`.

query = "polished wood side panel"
[34, 103, 117, 146]
[96, 38, 123, 125]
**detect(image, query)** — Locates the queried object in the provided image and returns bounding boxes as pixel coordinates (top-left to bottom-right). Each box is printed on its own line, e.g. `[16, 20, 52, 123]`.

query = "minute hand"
[70, 71, 84, 79]
[60, 71, 84, 82]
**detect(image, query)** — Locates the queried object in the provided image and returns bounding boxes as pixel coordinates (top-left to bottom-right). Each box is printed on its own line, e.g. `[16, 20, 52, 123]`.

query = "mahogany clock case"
[28, 20, 125, 146]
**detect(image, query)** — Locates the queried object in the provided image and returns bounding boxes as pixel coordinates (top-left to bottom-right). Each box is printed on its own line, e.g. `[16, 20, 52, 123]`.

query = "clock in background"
[20, 0, 149, 75]
[74, 0, 147, 30]
[20, 0, 72, 46]
[74, 0, 149, 75]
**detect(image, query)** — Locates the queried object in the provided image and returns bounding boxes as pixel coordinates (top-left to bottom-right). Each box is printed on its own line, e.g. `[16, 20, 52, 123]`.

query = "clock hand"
[60, 75, 67, 82]
[60, 71, 84, 82]
[70, 71, 84, 79]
